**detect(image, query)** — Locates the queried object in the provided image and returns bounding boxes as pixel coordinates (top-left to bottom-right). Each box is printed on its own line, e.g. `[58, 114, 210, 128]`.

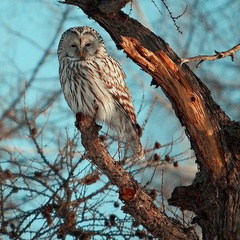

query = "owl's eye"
[85, 43, 91, 47]
[71, 44, 77, 48]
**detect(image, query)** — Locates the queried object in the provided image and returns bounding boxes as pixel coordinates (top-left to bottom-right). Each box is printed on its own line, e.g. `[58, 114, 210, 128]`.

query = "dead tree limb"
[180, 43, 240, 68]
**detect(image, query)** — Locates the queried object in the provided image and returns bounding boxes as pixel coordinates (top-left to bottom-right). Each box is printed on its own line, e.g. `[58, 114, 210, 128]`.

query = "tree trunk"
[64, 1, 240, 239]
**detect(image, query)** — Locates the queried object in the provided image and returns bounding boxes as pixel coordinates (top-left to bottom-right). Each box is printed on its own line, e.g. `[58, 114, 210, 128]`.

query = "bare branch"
[75, 113, 197, 239]
[0, 8, 71, 122]
[181, 43, 240, 68]
[159, 0, 187, 34]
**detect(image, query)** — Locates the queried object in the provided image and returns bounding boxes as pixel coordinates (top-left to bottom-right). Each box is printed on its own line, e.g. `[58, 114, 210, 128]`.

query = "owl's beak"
[79, 51, 84, 58]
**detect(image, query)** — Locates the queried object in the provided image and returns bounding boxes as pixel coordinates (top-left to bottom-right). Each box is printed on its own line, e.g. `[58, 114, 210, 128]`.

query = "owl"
[57, 26, 144, 160]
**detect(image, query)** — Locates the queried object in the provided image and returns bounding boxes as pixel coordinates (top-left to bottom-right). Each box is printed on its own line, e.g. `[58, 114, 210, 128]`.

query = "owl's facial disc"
[79, 32, 99, 59]
[63, 33, 80, 59]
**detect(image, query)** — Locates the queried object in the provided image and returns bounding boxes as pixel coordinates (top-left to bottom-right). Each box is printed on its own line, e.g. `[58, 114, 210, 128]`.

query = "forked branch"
[181, 43, 240, 68]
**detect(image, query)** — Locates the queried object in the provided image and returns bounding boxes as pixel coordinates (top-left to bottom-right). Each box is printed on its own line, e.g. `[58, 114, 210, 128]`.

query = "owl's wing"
[98, 56, 138, 127]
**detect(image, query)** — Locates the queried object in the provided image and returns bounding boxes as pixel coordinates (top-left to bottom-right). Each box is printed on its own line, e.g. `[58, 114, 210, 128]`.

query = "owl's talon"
[96, 124, 102, 131]
[75, 112, 82, 129]
[76, 112, 84, 122]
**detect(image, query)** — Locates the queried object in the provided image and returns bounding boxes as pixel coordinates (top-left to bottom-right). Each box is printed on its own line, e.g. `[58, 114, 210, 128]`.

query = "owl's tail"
[125, 121, 145, 161]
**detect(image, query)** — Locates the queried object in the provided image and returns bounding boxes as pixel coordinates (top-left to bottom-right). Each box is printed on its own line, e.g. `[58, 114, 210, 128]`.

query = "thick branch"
[181, 43, 240, 68]
[75, 114, 196, 239]
[98, 0, 131, 14]
[120, 36, 229, 180]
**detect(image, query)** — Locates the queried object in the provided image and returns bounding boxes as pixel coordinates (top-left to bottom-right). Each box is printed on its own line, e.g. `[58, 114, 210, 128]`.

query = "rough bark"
[75, 114, 196, 239]
[64, 1, 240, 239]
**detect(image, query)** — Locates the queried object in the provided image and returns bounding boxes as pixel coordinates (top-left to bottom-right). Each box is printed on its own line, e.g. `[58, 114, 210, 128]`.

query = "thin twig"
[181, 43, 240, 68]
[0, 8, 71, 121]
[160, 0, 187, 34]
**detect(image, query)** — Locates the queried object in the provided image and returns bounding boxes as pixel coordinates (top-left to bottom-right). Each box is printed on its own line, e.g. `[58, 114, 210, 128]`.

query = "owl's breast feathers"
[58, 26, 144, 159]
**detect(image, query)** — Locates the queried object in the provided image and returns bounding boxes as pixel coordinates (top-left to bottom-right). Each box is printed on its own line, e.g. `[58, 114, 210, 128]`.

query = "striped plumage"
[57, 26, 144, 159]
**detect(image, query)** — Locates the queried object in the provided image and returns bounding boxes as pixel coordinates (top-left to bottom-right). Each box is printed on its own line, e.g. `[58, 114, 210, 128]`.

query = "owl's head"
[58, 26, 106, 60]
